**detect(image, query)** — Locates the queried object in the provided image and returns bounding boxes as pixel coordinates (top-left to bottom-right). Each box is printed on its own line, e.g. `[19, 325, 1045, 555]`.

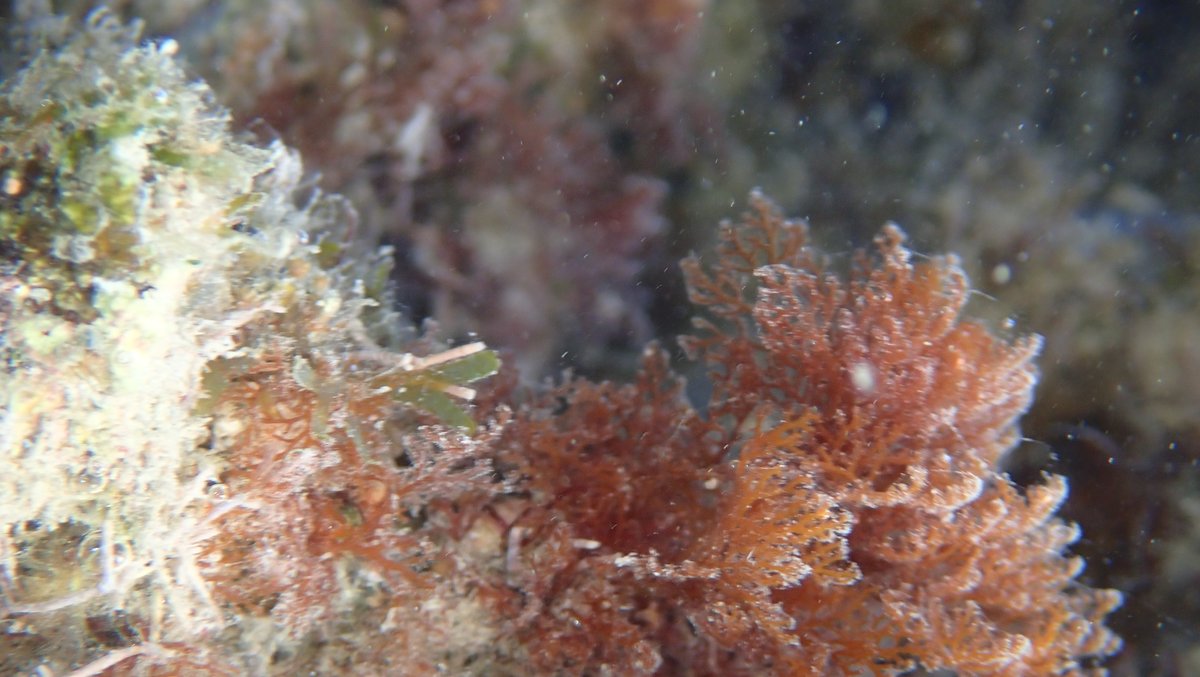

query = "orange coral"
[480, 191, 1121, 675]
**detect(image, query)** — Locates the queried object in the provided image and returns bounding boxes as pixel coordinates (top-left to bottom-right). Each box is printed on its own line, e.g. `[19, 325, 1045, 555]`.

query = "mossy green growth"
[0, 11, 500, 673]
[0, 13, 268, 325]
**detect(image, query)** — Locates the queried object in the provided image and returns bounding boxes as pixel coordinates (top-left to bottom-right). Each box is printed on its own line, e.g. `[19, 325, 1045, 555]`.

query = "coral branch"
[482, 192, 1121, 675]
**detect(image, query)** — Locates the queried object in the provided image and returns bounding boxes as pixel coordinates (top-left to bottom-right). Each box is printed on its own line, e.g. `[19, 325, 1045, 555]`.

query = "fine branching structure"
[472, 193, 1122, 675]
[0, 10, 1121, 676]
